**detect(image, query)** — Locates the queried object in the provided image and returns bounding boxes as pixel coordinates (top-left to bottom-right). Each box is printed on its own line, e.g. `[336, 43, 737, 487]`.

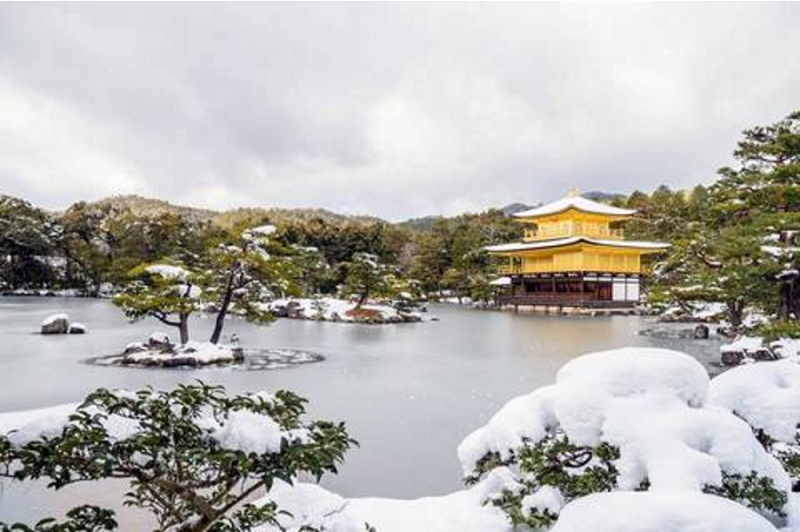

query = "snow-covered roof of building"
[484, 236, 670, 253]
[513, 196, 636, 219]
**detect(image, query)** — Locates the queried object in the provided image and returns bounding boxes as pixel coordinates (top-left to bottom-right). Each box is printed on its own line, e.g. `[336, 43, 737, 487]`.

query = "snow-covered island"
[4, 346, 800, 531]
[266, 297, 423, 324]
[103, 332, 244, 368]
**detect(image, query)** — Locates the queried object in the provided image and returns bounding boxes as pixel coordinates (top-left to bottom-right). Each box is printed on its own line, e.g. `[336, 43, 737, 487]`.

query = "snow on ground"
[551, 492, 779, 532]
[256, 470, 514, 532]
[659, 302, 727, 322]
[266, 297, 421, 323]
[144, 264, 190, 280]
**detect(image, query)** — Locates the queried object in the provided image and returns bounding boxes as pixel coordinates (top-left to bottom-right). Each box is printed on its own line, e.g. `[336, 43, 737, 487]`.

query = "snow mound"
[458, 348, 709, 470]
[710, 360, 800, 443]
[458, 347, 794, 525]
[551, 492, 779, 532]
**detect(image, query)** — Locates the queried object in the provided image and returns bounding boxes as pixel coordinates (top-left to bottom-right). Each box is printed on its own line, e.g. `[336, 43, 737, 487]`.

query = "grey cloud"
[0, 3, 799, 220]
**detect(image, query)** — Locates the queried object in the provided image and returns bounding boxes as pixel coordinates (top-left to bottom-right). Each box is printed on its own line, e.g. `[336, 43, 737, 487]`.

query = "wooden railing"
[523, 228, 625, 241]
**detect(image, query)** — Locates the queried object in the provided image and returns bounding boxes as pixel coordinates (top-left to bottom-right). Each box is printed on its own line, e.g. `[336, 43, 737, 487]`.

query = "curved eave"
[485, 236, 670, 255]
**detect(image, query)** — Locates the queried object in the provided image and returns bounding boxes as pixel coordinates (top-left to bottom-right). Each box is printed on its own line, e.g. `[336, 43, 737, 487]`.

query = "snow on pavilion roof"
[484, 236, 670, 253]
[513, 196, 636, 218]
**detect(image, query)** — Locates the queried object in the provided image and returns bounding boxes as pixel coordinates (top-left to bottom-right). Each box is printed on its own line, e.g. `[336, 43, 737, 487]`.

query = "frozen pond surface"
[0, 297, 722, 525]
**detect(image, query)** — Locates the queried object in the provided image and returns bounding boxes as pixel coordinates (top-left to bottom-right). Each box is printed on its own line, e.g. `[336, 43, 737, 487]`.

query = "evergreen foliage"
[0, 383, 353, 532]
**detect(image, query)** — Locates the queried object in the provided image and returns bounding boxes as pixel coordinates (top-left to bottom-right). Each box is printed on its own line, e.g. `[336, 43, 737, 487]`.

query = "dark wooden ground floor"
[497, 272, 641, 309]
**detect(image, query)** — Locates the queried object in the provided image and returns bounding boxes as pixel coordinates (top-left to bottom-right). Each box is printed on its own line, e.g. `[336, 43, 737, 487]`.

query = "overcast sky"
[1, 3, 798, 220]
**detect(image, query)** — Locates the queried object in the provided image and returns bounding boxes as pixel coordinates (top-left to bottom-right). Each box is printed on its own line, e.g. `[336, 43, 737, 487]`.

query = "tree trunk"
[179, 314, 189, 345]
[210, 267, 238, 345]
[355, 290, 368, 309]
[727, 300, 744, 331]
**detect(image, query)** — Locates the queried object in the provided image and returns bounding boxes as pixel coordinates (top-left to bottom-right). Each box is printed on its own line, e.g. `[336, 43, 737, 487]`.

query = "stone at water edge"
[40, 313, 70, 335]
[693, 324, 710, 339]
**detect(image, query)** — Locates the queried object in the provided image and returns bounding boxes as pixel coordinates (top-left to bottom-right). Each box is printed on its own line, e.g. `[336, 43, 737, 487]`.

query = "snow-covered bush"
[711, 359, 800, 491]
[0, 383, 353, 532]
[458, 348, 796, 528]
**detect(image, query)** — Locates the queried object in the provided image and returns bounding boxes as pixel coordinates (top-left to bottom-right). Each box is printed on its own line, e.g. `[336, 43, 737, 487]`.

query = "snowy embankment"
[4, 348, 800, 531]
[266, 297, 422, 324]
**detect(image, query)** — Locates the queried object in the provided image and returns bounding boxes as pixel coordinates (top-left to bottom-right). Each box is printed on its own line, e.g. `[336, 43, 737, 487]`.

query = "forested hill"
[72, 195, 386, 227]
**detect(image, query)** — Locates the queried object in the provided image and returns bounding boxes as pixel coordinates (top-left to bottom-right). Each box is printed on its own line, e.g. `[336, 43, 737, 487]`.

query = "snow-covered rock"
[551, 492, 779, 532]
[68, 322, 86, 334]
[719, 336, 800, 366]
[40, 313, 70, 334]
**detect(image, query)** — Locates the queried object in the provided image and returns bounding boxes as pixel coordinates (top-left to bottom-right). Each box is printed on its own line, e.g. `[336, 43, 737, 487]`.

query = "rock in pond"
[68, 322, 87, 334]
[41, 313, 70, 335]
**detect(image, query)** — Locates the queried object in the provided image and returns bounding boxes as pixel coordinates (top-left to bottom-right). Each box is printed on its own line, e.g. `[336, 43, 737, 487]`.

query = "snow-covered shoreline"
[266, 297, 423, 324]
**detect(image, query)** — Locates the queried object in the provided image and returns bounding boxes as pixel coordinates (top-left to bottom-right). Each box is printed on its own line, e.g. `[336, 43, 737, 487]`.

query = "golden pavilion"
[486, 191, 669, 310]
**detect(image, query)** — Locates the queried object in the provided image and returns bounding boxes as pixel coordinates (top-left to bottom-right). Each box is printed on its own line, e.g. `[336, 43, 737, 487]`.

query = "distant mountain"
[499, 202, 538, 217]
[581, 191, 627, 203]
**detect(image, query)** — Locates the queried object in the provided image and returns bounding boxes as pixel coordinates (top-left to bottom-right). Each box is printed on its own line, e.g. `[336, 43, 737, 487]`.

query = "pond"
[0, 297, 722, 526]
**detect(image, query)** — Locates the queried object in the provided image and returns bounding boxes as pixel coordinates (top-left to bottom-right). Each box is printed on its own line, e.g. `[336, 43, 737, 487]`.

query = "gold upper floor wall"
[517, 210, 631, 242]
[523, 220, 624, 241]
[498, 245, 646, 275]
